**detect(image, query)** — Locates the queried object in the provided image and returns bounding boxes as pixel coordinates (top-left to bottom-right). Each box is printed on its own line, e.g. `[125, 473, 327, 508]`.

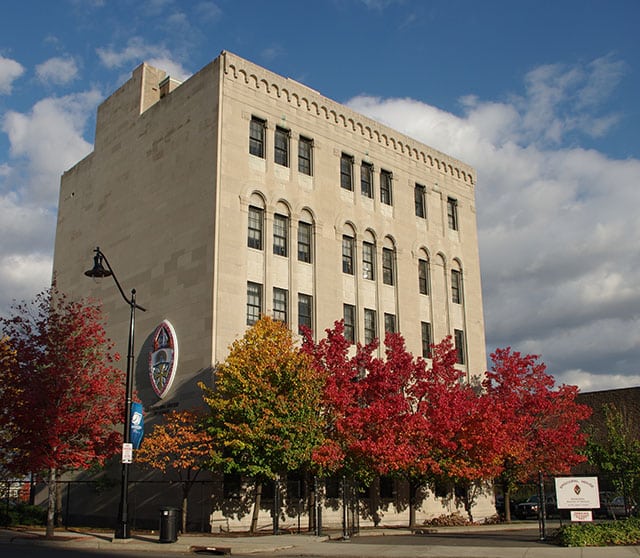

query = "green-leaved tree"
[200, 316, 326, 532]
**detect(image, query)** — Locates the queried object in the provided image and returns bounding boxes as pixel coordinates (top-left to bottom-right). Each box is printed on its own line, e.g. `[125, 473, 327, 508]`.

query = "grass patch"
[556, 517, 640, 547]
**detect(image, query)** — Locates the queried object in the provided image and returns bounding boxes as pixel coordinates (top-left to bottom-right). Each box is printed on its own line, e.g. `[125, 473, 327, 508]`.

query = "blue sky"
[1, 0, 639, 392]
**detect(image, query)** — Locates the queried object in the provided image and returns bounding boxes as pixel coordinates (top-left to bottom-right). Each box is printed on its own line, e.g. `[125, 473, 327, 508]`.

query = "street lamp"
[85, 246, 147, 540]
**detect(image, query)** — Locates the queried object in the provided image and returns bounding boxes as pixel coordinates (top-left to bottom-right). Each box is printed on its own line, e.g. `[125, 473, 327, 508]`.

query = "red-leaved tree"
[483, 347, 592, 522]
[303, 323, 503, 524]
[0, 286, 124, 536]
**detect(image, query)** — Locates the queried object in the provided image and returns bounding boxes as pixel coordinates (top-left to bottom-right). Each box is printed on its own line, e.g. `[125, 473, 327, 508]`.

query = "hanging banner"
[130, 401, 144, 449]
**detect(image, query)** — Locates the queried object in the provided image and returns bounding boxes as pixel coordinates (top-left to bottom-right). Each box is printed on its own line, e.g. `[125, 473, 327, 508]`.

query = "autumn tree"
[136, 408, 215, 533]
[200, 316, 326, 533]
[0, 286, 124, 537]
[303, 324, 502, 524]
[585, 403, 640, 508]
[483, 347, 591, 522]
[0, 336, 16, 482]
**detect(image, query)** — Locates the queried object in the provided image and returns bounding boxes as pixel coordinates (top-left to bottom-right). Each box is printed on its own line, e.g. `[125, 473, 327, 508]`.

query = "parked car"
[594, 491, 616, 519]
[495, 494, 519, 518]
[515, 494, 557, 519]
[607, 496, 637, 519]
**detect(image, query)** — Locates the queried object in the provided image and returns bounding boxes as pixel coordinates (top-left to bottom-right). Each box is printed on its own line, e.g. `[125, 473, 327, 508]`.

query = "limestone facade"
[53, 51, 489, 528]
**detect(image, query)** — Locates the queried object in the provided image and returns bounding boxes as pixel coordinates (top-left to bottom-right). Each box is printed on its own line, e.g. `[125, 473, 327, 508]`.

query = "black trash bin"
[159, 507, 179, 543]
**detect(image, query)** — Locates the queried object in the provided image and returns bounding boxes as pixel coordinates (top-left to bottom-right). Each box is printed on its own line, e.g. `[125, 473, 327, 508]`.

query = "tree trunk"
[55, 481, 63, 527]
[181, 483, 192, 534]
[505, 486, 512, 523]
[250, 481, 262, 534]
[46, 468, 56, 538]
[408, 479, 416, 529]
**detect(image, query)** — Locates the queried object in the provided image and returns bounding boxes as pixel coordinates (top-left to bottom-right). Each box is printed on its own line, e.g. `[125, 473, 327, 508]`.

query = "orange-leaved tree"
[136, 408, 215, 533]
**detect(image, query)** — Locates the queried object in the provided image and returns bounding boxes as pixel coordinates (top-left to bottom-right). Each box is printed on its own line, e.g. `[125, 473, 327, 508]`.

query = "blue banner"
[130, 402, 144, 450]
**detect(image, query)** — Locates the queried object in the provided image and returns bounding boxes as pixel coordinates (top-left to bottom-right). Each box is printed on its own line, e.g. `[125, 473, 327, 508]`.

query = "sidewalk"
[2, 524, 640, 557]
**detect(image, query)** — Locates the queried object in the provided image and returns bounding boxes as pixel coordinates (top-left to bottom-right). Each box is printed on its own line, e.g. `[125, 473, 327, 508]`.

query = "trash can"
[159, 507, 179, 543]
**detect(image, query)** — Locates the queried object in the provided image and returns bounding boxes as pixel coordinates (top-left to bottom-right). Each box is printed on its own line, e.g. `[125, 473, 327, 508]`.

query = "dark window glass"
[418, 259, 429, 295]
[380, 169, 393, 205]
[273, 287, 288, 323]
[384, 313, 396, 334]
[248, 206, 263, 250]
[297, 222, 312, 263]
[298, 293, 313, 334]
[273, 214, 289, 257]
[249, 117, 265, 158]
[298, 136, 313, 175]
[274, 127, 289, 166]
[451, 269, 462, 304]
[415, 183, 426, 218]
[362, 241, 375, 280]
[382, 247, 395, 285]
[421, 322, 432, 358]
[342, 235, 354, 275]
[340, 153, 353, 191]
[361, 162, 373, 198]
[454, 329, 465, 364]
[343, 304, 356, 343]
[447, 197, 458, 230]
[247, 282, 262, 325]
[364, 308, 377, 344]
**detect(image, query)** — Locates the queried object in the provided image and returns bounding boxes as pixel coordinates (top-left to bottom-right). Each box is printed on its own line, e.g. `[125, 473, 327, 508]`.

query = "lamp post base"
[114, 523, 131, 540]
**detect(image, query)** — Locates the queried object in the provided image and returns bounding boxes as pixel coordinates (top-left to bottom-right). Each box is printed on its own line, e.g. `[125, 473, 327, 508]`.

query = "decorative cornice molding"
[222, 51, 475, 188]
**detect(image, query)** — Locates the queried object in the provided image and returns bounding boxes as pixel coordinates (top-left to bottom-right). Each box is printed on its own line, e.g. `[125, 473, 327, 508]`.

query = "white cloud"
[2, 90, 101, 205]
[0, 251, 53, 316]
[348, 56, 640, 391]
[96, 37, 190, 81]
[35, 56, 79, 86]
[0, 56, 25, 94]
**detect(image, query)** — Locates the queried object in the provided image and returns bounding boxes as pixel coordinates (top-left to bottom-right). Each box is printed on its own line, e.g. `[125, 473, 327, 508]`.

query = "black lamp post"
[85, 246, 146, 540]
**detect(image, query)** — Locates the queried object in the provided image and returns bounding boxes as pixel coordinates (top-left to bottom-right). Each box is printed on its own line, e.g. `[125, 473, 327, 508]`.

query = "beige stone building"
[53, 51, 489, 530]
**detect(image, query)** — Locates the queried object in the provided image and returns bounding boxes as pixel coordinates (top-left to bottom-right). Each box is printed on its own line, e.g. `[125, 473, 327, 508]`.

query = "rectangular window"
[418, 259, 429, 295]
[380, 169, 393, 205]
[249, 116, 266, 158]
[340, 153, 354, 191]
[273, 287, 288, 323]
[364, 308, 377, 344]
[246, 282, 262, 325]
[248, 206, 263, 250]
[297, 221, 312, 263]
[451, 269, 462, 304]
[384, 313, 396, 334]
[447, 197, 458, 230]
[298, 293, 313, 334]
[298, 136, 313, 175]
[343, 304, 356, 343]
[361, 162, 373, 198]
[415, 183, 426, 218]
[454, 329, 466, 364]
[342, 235, 355, 275]
[421, 322, 432, 358]
[382, 248, 395, 285]
[274, 126, 289, 167]
[362, 241, 375, 280]
[273, 214, 289, 257]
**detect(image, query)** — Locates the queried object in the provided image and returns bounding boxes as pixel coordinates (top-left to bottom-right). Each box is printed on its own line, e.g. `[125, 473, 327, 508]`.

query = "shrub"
[556, 518, 640, 547]
[4, 503, 46, 526]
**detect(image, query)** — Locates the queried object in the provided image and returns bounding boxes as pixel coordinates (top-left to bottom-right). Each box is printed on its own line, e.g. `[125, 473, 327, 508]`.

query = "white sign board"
[571, 510, 593, 522]
[122, 442, 133, 464]
[555, 477, 599, 510]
